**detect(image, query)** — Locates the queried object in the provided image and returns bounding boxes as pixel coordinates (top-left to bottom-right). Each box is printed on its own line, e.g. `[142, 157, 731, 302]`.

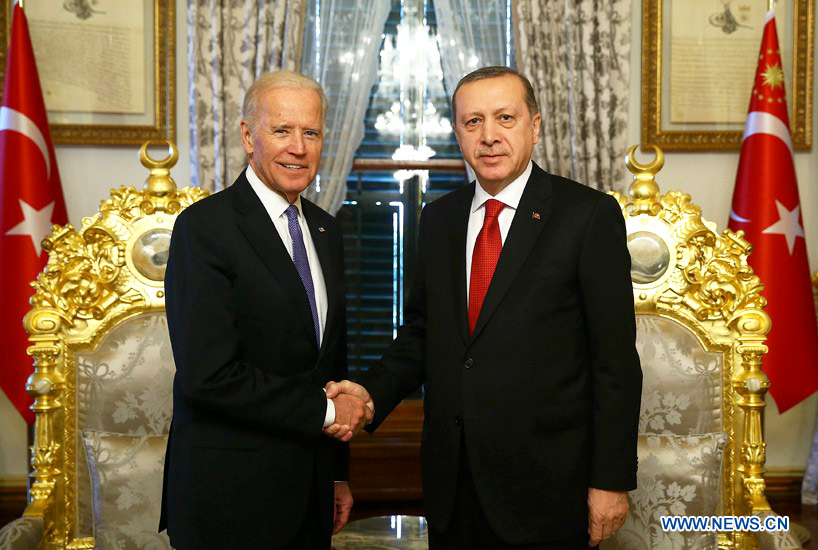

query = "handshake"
[323, 380, 375, 442]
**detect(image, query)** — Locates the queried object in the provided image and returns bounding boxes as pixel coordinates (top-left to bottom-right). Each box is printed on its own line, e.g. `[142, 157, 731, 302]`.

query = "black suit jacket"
[360, 163, 642, 544]
[159, 172, 348, 548]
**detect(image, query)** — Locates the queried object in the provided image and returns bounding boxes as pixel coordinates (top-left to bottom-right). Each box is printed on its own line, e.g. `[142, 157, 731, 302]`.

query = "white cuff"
[323, 397, 335, 428]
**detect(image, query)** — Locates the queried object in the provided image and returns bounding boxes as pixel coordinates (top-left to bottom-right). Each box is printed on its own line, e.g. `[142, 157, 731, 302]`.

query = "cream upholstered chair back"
[600, 146, 800, 550]
[71, 313, 174, 543]
[14, 142, 207, 549]
[636, 315, 724, 436]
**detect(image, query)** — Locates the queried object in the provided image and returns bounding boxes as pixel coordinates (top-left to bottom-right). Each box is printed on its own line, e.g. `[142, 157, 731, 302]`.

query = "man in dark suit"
[160, 71, 372, 549]
[327, 66, 642, 548]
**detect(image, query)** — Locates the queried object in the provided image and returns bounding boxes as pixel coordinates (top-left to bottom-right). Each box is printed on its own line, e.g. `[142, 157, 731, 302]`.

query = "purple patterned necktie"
[285, 204, 320, 345]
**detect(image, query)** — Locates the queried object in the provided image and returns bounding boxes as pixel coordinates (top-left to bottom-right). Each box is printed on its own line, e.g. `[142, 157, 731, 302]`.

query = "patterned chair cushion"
[602, 432, 727, 550]
[636, 316, 723, 436]
[754, 509, 803, 550]
[82, 430, 172, 550]
[0, 517, 44, 550]
[75, 312, 175, 536]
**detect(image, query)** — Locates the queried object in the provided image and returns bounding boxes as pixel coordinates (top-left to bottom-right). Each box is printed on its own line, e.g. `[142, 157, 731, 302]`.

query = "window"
[303, 0, 514, 381]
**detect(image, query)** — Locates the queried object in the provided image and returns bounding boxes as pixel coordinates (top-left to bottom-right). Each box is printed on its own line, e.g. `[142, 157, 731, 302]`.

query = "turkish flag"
[728, 10, 818, 413]
[0, 4, 67, 423]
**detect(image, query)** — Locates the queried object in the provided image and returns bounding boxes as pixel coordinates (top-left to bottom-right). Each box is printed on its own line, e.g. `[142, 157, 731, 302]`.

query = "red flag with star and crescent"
[728, 9, 818, 413]
[0, 4, 67, 423]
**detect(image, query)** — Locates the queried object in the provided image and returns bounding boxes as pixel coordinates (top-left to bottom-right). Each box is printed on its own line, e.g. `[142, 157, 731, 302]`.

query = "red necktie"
[468, 199, 505, 336]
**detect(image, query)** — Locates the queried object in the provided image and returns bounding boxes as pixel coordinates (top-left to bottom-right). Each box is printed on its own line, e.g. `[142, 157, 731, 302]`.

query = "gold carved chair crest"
[601, 146, 800, 550]
[0, 142, 208, 549]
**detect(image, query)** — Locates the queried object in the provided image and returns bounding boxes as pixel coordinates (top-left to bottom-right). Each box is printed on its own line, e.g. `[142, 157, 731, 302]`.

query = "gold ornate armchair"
[0, 142, 207, 549]
[601, 146, 801, 550]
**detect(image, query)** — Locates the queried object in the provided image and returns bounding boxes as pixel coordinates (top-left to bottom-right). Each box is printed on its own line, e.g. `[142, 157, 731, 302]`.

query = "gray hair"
[451, 66, 539, 122]
[242, 71, 328, 130]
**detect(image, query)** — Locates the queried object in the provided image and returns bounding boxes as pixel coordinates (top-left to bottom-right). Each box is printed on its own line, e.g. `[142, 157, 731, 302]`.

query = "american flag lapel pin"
[318, 227, 326, 232]
[532, 212, 541, 220]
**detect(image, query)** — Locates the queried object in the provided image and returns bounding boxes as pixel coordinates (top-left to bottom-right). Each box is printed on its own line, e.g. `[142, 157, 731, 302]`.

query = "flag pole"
[11, 0, 33, 496]
[16, 0, 33, 493]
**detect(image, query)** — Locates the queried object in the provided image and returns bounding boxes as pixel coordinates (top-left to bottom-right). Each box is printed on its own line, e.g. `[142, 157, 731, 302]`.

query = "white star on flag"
[762, 200, 804, 255]
[5, 199, 55, 256]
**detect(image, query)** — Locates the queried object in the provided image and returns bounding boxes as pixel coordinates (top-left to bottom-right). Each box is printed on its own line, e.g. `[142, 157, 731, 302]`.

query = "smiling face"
[453, 74, 541, 195]
[241, 86, 324, 203]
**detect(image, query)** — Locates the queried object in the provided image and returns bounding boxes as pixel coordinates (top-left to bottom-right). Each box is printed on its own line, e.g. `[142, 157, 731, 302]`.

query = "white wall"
[628, 1, 818, 471]
[1, 0, 816, 479]
[0, 0, 191, 481]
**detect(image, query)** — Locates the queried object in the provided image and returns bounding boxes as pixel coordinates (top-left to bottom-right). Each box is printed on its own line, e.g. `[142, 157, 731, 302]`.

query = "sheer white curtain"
[515, 0, 631, 190]
[188, 0, 305, 192]
[300, 0, 390, 215]
[435, 0, 511, 101]
[435, 0, 511, 182]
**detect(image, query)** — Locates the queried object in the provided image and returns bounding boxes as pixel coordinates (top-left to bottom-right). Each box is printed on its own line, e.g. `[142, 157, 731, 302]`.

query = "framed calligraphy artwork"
[0, 0, 175, 145]
[642, 0, 813, 150]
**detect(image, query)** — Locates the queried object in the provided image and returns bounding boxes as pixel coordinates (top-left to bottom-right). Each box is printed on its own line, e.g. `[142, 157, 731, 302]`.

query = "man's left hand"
[587, 488, 628, 546]
[333, 482, 354, 534]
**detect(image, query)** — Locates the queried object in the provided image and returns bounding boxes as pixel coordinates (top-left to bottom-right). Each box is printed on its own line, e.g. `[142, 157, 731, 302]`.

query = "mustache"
[475, 147, 509, 157]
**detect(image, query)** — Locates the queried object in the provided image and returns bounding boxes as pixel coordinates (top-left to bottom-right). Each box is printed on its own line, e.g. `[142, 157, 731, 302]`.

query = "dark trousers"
[428, 444, 593, 550]
[168, 473, 329, 550]
[282, 474, 331, 549]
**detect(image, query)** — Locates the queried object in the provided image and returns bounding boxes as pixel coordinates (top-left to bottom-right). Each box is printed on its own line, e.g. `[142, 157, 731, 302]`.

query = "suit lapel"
[302, 199, 337, 361]
[470, 165, 554, 343]
[231, 176, 319, 349]
[448, 184, 474, 347]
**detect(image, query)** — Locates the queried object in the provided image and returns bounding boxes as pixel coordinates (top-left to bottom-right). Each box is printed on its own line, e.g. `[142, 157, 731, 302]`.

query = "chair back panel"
[636, 315, 723, 436]
[76, 313, 174, 435]
[73, 312, 174, 537]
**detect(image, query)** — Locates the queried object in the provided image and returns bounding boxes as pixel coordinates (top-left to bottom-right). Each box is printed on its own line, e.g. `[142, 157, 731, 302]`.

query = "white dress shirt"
[245, 166, 336, 426]
[465, 161, 533, 295]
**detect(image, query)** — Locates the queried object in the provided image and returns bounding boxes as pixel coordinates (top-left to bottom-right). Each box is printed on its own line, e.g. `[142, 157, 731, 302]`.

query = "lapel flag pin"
[318, 227, 326, 232]
[532, 212, 541, 220]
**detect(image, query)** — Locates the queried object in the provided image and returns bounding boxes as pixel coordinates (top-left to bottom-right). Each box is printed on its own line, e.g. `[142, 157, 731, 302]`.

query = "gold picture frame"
[642, 0, 813, 151]
[0, 0, 175, 145]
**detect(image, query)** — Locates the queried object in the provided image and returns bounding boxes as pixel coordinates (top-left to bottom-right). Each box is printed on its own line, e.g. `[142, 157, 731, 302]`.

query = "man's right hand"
[329, 393, 369, 441]
[324, 381, 375, 441]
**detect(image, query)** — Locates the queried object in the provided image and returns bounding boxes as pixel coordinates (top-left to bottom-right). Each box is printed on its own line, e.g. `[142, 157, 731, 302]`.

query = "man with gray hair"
[160, 70, 373, 548]
[327, 66, 641, 548]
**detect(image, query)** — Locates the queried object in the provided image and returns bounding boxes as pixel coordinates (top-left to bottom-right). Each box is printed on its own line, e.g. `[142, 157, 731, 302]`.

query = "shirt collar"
[471, 161, 533, 213]
[246, 164, 303, 219]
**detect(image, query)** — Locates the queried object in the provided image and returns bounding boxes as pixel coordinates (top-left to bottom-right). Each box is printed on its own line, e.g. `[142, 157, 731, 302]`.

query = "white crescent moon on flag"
[765, 9, 774, 24]
[0, 106, 51, 179]
[742, 111, 794, 156]
[729, 209, 751, 223]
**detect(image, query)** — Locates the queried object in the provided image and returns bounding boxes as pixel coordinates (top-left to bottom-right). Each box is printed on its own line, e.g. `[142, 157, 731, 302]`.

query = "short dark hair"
[451, 66, 539, 123]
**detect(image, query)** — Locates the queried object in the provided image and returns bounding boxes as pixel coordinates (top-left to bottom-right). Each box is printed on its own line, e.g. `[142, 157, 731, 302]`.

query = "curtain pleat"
[188, 0, 304, 192]
[515, 0, 631, 191]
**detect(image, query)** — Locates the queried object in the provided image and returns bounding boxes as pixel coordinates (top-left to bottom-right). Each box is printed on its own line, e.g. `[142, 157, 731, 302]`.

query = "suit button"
[464, 358, 473, 369]
[454, 415, 462, 426]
